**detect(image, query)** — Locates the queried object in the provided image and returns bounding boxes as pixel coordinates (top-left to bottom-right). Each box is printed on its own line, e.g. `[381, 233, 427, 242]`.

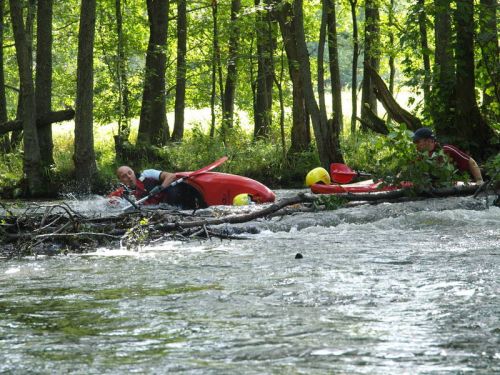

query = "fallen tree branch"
[0, 109, 75, 135]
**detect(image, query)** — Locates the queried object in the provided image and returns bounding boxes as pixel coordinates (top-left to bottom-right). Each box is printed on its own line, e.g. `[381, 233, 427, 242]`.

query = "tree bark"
[74, 0, 97, 192]
[417, 0, 431, 106]
[454, 0, 497, 160]
[0, 0, 6, 126]
[0, 109, 75, 135]
[365, 63, 422, 131]
[253, 0, 274, 139]
[274, 1, 310, 153]
[9, 0, 43, 195]
[348, 0, 359, 134]
[221, 0, 241, 133]
[478, 0, 499, 107]
[325, 0, 344, 163]
[35, 0, 54, 168]
[137, 0, 169, 146]
[171, 0, 187, 141]
[431, 0, 455, 135]
[360, 0, 380, 128]
[292, 0, 339, 169]
[115, 0, 131, 142]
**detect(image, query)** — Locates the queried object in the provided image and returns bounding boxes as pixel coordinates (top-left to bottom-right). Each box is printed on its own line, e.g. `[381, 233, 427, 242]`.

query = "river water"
[1, 192, 499, 374]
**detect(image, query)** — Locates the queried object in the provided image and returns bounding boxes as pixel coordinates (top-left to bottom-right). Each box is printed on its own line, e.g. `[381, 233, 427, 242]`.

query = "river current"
[1, 192, 499, 374]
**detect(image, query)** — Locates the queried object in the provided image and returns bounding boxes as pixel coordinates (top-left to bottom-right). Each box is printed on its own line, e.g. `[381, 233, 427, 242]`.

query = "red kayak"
[174, 171, 275, 205]
[311, 179, 404, 194]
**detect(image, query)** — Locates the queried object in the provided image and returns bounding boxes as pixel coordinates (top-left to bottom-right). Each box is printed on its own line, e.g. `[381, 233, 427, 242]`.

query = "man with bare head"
[110, 166, 206, 209]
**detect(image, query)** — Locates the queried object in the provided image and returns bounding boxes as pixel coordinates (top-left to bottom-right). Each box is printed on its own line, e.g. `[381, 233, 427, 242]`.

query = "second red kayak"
[310, 179, 402, 194]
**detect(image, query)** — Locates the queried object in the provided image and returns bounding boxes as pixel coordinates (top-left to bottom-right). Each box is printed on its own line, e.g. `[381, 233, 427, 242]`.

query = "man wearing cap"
[412, 127, 483, 183]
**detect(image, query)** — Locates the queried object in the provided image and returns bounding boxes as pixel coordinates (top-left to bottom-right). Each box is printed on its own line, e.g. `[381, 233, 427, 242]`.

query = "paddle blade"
[330, 163, 356, 184]
[188, 156, 228, 177]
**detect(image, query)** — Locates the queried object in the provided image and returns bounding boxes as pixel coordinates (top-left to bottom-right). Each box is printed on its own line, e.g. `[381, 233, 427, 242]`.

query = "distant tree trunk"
[221, 0, 241, 133]
[9, 0, 42, 195]
[417, 0, 431, 107]
[360, 0, 380, 129]
[35, 0, 54, 169]
[115, 0, 130, 142]
[454, 0, 496, 160]
[0, 0, 8, 151]
[478, 0, 499, 108]
[172, 0, 187, 141]
[137, 0, 169, 146]
[9, 0, 35, 152]
[293, 0, 340, 169]
[274, 1, 310, 154]
[348, 0, 359, 134]
[209, 0, 218, 138]
[253, 0, 274, 139]
[387, 0, 395, 97]
[325, 0, 344, 162]
[318, 1, 327, 118]
[431, 0, 455, 136]
[74, 0, 97, 191]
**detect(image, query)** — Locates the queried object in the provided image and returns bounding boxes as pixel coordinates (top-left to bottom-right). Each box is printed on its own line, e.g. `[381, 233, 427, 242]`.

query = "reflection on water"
[0, 195, 499, 374]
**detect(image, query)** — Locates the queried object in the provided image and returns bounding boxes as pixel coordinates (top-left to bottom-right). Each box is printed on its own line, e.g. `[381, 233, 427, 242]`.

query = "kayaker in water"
[412, 127, 483, 183]
[109, 166, 207, 209]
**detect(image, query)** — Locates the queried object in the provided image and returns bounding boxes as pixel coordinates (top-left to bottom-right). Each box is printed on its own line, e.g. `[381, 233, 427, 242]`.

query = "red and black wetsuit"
[110, 169, 207, 209]
[431, 143, 472, 177]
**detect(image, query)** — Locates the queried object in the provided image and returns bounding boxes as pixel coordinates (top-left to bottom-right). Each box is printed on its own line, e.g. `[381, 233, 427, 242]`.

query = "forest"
[0, 0, 498, 198]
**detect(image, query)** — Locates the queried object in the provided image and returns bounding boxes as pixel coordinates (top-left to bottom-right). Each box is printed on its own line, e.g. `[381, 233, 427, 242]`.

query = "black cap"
[412, 127, 435, 142]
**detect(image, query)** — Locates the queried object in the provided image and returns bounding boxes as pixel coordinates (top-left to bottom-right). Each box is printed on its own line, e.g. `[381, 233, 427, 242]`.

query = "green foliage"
[342, 125, 468, 192]
[484, 153, 500, 183]
[313, 195, 347, 210]
[370, 125, 467, 191]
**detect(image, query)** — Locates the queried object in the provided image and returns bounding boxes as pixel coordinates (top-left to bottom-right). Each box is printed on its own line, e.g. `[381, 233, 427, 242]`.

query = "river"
[1, 192, 499, 374]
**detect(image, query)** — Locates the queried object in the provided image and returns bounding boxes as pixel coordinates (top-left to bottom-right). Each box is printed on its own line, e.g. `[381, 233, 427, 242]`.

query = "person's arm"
[468, 158, 483, 183]
[159, 171, 177, 188]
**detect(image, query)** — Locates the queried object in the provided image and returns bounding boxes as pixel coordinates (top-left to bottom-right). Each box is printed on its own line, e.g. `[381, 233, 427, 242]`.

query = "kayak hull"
[176, 171, 275, 206]
[311, 179, 401, 194]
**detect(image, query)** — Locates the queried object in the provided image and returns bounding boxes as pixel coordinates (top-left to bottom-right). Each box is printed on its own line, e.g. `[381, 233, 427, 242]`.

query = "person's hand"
[107, 196, 121, 206]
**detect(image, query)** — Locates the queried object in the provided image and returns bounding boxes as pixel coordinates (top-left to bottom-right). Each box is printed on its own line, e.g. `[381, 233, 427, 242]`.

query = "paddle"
[330, 163, 371, 184]
[122, 156, 228, 211]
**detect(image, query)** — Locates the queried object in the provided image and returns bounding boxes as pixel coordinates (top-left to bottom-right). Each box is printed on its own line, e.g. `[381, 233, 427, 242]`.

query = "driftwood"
[0, 109, 75, 135]
[0, 184, 495, 259]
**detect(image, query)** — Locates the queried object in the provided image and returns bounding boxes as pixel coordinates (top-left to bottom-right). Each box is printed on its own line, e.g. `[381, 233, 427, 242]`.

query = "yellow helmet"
[233, 193, 251, 206]
[305, 167, 331, 186]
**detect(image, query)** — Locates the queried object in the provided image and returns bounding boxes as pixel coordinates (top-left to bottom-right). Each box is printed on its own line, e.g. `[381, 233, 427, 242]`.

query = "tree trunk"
[35, 0, 54, 169]
[454, 0, 496, 160]
[137, 0, 169, 146]
[0, 0, 8, 151]
[172, 0, 187, 141]
[115, 0, 131, 144]
[431, 0, 455, 135]
[325, 0, 344, 163]
[74, 0, 97, 192]
[348, 0, 359, 134]
[360, 0, 380, 128]
[253, 0, 274, 139]
[209, 0, 218, 138]
[478, 0, 499, 107]
[293, 0, 338, 169]
[274, 1, 310, 154]
[9, 0, 43, 195]
[417, 0, 431, 106]
[221, 0, 241, 133]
